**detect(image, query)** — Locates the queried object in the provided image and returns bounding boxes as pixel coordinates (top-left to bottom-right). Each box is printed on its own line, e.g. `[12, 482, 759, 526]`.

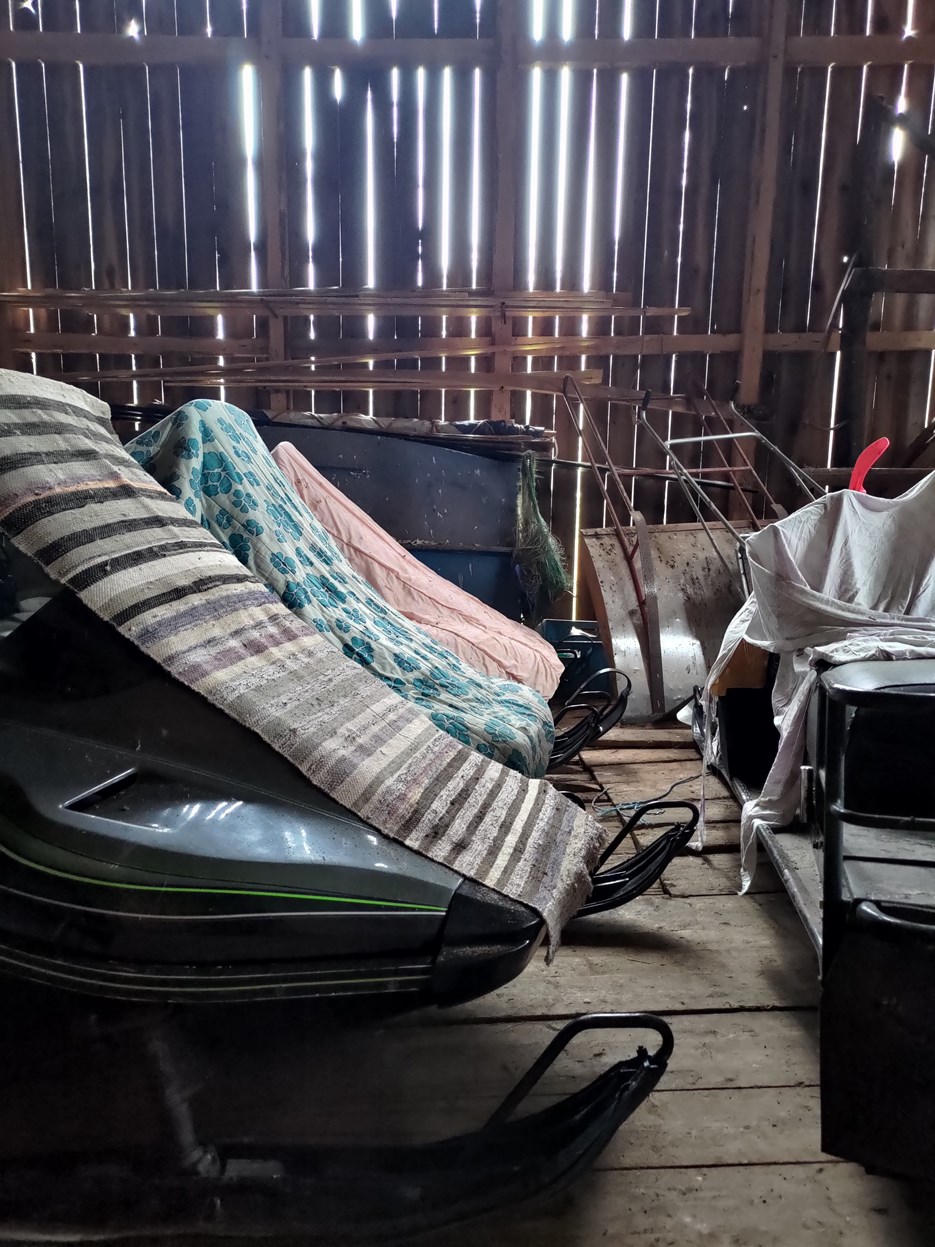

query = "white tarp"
[704, 472, 935, 891]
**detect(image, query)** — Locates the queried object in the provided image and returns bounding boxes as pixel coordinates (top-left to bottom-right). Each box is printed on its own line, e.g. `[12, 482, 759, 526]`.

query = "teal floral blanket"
[128, 401, 553, 777]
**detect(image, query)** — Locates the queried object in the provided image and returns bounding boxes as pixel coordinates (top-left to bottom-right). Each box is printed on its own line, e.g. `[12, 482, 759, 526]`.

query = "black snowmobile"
[0, 539, 696, 1241]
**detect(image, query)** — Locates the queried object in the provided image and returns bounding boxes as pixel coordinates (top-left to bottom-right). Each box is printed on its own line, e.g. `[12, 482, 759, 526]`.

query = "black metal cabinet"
[259, 426, 525, 617]
[813, 663, 935, 1178]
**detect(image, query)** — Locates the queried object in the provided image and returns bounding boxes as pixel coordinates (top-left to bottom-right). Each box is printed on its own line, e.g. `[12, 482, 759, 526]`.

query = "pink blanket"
[271, 441, 564, 698]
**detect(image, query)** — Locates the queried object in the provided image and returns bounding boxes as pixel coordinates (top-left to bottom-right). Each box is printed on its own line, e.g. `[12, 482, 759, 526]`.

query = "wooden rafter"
[0, 289, 679, 317]
[44, 364, 606, 394]
[3, 31, 935, 70]
[18, 329, 935, 361]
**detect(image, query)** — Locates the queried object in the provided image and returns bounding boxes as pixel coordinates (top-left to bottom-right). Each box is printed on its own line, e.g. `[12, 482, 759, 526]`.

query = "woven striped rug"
[0, 372, 605, 948]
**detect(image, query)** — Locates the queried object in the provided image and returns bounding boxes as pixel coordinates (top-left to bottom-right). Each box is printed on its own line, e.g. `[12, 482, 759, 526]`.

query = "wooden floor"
[204, 722, 934, 1245]
[412, 723, 933, 1245]
[3, 724, 934, 1244]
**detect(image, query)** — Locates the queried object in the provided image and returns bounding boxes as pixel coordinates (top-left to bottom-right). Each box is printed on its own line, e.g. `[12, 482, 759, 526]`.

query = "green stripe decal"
[0, 841, 447, 912]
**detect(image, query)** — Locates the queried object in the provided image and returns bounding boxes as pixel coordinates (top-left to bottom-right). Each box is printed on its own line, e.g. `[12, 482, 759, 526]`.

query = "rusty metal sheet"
[581, 523, 748, 719]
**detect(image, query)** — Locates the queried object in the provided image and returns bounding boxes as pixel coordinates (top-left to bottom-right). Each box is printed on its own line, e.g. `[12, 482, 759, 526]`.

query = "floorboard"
[442, 893, 820, 1020]
[661, 852, 781, 895]
[416, 722, 926, 1246]
[430, 1164, 930, 1247]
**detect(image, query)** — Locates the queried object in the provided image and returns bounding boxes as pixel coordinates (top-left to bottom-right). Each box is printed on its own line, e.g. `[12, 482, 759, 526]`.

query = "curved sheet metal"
[581, 523, 748, 719]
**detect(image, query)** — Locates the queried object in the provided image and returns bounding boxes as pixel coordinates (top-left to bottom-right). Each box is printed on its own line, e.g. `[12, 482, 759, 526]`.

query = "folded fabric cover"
[0, 371, 604, 946]
[705, 473, 935, 890]
[127, 402, 553, 778]
[271, 440, 564, 699]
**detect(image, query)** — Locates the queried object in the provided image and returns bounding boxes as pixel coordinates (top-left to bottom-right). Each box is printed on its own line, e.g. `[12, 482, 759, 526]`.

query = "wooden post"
[737, 0, 788, 406]
[838, 274, 873, 467]
[834, 100, 889, 465]
[259, 0, 288, 413]
[490, 0, 517, 421]
[0, 3, 24, 373]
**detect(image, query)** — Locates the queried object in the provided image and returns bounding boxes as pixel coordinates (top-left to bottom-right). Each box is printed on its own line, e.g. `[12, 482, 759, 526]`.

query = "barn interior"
[2, 2, 935, 1243]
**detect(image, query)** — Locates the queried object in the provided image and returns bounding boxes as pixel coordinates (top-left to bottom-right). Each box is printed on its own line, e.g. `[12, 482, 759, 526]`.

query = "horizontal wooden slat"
[689, 819, 741, 848]
[587, 758, 713, 801]
[807, 466, 929, 486]
[4, 32, 935, 71]
[0, 31, 255, 65]
[199, 1083, 827, 1168]
[0, 1007, 818, 1102]
[0, 287, 645, 317]
[0, 1003, 822, 1158]
[279, 37, 497, 67]
[662, 852, 780, 896]
[431, 1165, 913, 1247]
[860, 266, 935, 294]
[18, 332, 266, 356]
[444, 893, 819, 1020]
[230, 1009, 821, 1097]
[521, 36, 762, 69]
[594, 727, 697, 749]
[47, 365, 604, 394]
[13, 326, 935, 359]
[791, 33, 935, 67]
[584, 747, 701, 765]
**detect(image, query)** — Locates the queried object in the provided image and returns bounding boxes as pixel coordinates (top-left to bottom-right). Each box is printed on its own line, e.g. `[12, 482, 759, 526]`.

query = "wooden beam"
[0, 31, 255, 65]
[258, 1, 287, 413]
[807, 466, 929, 486]
[859, 266, 935, 294]
[0, 6, 23, 371]
[48, 365, 605, 395]
[490, 0, 518, 421]
[279, 37, 496, 67]
[738, 0, 788, 405]
[519, 36, 761, 69]
[0, 288, 661, 317]
[14, 327, 935, 360]
[766, 328, 935, 352]
[17, 333, 266, 356]
[790, 34, 935, 67]
[0, 30, 496, 67]
[280, 331, 746, 363]
[3, 30, 935, 72]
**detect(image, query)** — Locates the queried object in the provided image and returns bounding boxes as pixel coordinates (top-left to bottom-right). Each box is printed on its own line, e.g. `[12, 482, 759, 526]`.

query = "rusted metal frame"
[633, 401, 744, 589]
[647, 424, 763, 533]
[692, 376, 822, 504]
[685, 393, 765, 529]
[560, 375, 666, 713]
[692, 385, 792, 520]
[557, 379, 639, 562]
[633, 377, 822, 584]
[552, 458, 760, 488]
[723, 398, 823, 502]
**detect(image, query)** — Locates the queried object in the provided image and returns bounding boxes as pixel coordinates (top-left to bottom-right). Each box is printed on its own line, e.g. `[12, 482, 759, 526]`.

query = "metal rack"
[560, 376, 821, 718]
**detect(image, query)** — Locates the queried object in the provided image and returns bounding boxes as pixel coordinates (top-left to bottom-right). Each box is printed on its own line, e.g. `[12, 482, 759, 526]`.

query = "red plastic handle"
[849, 437, 890, 493]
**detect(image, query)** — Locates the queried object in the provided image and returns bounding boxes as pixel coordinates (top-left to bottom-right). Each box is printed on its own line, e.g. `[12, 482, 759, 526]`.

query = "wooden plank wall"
[1, 0, 935, 616]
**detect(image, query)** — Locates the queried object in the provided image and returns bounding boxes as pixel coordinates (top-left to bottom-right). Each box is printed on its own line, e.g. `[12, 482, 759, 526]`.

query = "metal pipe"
[665, 431, 759, 445]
